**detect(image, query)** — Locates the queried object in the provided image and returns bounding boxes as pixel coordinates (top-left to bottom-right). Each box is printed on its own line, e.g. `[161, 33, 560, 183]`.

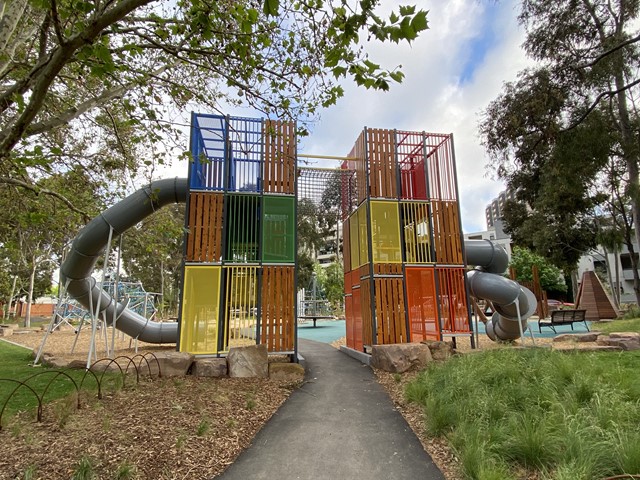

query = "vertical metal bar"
[363, 127, 377, 346]
[449, 133, 475, 348]
[292, 127, 299, 361]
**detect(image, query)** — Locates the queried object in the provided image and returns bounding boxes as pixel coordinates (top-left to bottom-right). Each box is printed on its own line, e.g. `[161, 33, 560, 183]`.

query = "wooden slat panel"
[431, 200, 463, 265]
[260, 266, 295, 352]
[264, 120, 296, 194]
[186, 192, 224, 262]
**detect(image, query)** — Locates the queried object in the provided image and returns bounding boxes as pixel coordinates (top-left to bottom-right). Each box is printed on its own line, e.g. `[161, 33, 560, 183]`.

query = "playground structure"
[58, 113, 538, 362]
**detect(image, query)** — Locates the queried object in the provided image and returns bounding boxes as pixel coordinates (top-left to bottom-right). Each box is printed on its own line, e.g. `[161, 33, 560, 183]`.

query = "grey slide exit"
[464, 239, 537, 340]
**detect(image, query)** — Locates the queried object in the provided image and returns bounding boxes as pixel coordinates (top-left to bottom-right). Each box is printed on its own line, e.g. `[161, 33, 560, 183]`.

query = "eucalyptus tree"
[480, 0, 640, 301]
[0, 0, 428, 210]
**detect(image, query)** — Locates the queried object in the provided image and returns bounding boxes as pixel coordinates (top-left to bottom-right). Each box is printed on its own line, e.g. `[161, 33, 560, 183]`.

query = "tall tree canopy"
[479, 0, 640, 300]
[1, 0, 428, 207]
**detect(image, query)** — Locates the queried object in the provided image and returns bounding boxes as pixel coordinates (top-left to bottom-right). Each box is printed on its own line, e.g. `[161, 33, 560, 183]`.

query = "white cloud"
[158, 0, 528, 233]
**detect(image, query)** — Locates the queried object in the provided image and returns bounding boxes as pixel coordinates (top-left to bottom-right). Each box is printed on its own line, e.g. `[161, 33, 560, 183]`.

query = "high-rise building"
[485, 189, 515, 229]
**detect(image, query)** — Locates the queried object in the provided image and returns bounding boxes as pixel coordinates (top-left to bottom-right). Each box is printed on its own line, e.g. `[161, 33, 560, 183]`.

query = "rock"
[228, 344, 268, 378]
[68, 359, 88, 369]
[609, 332, 640, 340]
[0, 327, 13, 337]
[43, 357, 72, 369]
[596, 335, 611, 346]
[606, 338, 640, 351]
[370, 343, 432, 373]
[269, 362, 304, 383]
[422, 341, 454, 361]
[191, 358, 228, 377]
[143, 351, 195, 377]
[554, 333, 599, 343]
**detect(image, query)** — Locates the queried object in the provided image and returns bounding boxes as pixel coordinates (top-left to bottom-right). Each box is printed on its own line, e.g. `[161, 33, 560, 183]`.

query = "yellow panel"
[402, 202, 432, 263]
[179, 266, 221, 354]
[349, 210, 360, 271]
[223, 266, 258, 352]
[358, 204, 369, 266]
[371, 201, 402, 263]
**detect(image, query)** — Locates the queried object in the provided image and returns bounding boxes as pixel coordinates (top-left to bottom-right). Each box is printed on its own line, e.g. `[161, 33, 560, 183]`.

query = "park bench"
[298, 315, 334, 327]
[538, 309, 589, 333]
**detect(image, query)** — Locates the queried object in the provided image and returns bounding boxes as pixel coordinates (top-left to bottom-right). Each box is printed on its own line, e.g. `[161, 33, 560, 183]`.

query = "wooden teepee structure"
[575, 271, 618, 321]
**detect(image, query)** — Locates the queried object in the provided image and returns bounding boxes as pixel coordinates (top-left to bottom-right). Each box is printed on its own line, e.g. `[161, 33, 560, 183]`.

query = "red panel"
[437, 267, 471, 334]
[345, 292, 354, 349]
[405, 267, 440, 342]
[352, 286, 363, 352]
[397, 130, 428, 200]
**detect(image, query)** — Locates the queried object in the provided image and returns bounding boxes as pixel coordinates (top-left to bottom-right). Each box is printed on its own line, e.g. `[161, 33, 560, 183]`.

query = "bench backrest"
[551, 309, 586, 321]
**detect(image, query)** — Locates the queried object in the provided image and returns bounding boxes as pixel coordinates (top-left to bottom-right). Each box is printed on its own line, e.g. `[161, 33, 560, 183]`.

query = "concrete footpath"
[217, 338, 445, 480]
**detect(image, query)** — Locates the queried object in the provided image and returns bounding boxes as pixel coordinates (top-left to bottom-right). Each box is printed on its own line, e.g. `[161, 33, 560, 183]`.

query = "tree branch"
[576, 32, 640, 70]
[0, 0, 155, 160]
[0, 176, 90, 221]
[563, 78, 640, 131]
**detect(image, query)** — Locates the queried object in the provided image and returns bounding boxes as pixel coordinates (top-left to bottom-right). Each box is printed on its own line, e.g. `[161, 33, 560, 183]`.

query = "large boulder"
[269, 362, 304, 383]
[422, 340, 454, 361]
[228, 344, 268, 378]
[192, 358, 228, 377]
[554, 332, 600, 343]
[143, 351, 194, 377]
[370, 343, 432, 373]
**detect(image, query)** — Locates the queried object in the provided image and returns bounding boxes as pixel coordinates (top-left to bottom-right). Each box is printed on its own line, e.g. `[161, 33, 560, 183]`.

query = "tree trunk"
[25, 259, 36, 328]
[602, 246, 619, 309]
[5, 275, 17, 319]
[160, 258, 165, 318]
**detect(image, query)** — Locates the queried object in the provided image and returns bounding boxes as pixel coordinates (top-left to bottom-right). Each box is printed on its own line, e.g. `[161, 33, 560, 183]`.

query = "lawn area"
[0, 341, 103, 425]
[596, 317, 640, 334]
[406, 347, 640, 480]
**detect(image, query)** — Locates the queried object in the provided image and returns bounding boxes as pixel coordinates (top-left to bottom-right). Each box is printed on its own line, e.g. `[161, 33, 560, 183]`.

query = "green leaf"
[399, 5, 416, 16]
[263, 0, 279, 16]
[411, 11, 428, 33]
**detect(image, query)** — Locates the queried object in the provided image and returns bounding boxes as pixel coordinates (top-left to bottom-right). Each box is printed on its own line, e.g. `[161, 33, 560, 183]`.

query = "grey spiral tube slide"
[465, 239, 537, 341]
[60, 178, 188, 344]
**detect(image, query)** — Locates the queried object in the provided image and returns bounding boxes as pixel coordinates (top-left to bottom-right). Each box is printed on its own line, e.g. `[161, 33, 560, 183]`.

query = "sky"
[161, 0, 530, 233]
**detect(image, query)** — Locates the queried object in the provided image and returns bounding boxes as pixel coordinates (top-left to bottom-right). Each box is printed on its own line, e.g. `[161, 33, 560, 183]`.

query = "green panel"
[262, 196, 295, 263]
[225, 194, 260, 263]
[349, 211, 360, 271]
[371, 201, 402, 263]
[179, 266, 221, 354]
[357, 204, 369, 266]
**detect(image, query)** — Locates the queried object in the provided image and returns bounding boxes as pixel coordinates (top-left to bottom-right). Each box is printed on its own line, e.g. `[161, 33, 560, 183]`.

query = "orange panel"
[431, 200, 464, 265]
[425, 134, 457, 201]
[260, 266, 295, 352]
[352, 285, 363, 352]
[186, 192, 224, 262]
[366, 128, 397, 199]
[405, 267, 440, 342]
[373, 276, 407, 345]
[437, 267, 471, 334]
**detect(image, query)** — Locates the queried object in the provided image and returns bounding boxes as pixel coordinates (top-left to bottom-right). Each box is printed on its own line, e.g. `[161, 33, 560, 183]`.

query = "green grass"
[596, 317, 640, 334]
[406, 348, 640, 479]
[0, 340, 107, 424]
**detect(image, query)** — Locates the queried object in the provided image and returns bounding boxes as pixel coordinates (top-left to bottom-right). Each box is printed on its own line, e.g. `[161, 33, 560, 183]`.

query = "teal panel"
[262, 196, 295, 263]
